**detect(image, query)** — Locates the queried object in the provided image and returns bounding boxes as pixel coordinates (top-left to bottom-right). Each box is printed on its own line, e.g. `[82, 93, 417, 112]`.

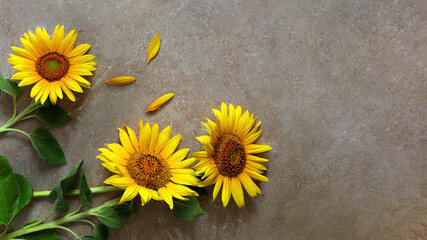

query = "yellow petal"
[118, 128, 135, 154]
[125, 125, 139, 152]
[104, 175, 135, 189]
[237, 172, 261, 197]
[155, 125, 172, 154]
[222, 177, 231, 207]
[147, 33, 160, 63]
[140, 122, 151, 151]
[119, 184, 139, 204]
[158, 188, 174, 209]
[138, 187, 152, 205]
[105, 76, 136, 85]
[147, 93, 174, 112]
[231, 177, 245, 208]
[212, 175, 223, 202]
[148, 123, 159, 152]
[246, 144, 272, 154]
[161, 134, 181, 160]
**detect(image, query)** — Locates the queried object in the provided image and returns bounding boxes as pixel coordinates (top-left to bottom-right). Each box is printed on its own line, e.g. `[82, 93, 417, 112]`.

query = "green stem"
[32, 186, 123, 198]
[0, 128, 30, 137]
[11, 97, 17, 120]
[77, 219, 96, 229]
[0, 198, 120, 240]
[22, 211, 54, 230]
[0, 100, 39, 132]
[52, 225, 80, 239]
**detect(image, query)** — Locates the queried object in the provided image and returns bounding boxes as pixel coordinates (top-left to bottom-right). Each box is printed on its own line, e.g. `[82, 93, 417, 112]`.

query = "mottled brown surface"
[0, 0, 426, 239]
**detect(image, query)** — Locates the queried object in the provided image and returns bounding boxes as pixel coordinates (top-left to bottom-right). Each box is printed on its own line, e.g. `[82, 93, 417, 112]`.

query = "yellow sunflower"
[193, 103, 271, 208]
[97, 121, 199, 209]
[8, 25, 96, 105]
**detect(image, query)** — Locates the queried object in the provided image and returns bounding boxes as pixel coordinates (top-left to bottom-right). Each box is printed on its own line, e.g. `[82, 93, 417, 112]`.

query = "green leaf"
[0, 156, 19, 225]
[21, 229, 60, 240]
[13, 174, 33, 215]
[49, 161, 83, 214]
[113, 200, 134, 218]
[0, 73, 21, 99]
[29, 128, 66, 164]
[34, 104, 71, 127]
[96, 207, 124, 228]
[172, 196, 206, 221]
[52, 192, 69, 215]
[94, 224, 109, 240]
[79, 171, 92, 207]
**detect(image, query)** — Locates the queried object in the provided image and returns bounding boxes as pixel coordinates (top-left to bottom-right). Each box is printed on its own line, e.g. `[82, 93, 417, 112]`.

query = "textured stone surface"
[0, 0, 426, 239]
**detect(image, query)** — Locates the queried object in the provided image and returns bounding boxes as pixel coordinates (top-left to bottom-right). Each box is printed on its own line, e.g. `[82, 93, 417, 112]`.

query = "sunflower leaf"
[147, 33, 160, 63]
[29, 128, 66, 164]
[113, 200, 134, 218]
[0, 156, 20, 225]
[79, 171, 92, 207]
[34, 104, 71, 127]
[49, 161, 84, 214]
[94, 224, 109, 240]
[14, 173, 33, 216]
[95, 207, 124, 228]
[172, 196, 206, 221]
[0, 73, 21, 100]
[21, 229, 60, 240]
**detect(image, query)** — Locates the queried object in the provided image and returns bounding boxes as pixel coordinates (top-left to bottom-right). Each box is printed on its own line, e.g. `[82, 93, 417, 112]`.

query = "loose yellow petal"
[147, 33, 160, 63]
[147, 93, 174, 112]
[105, 76, 136, 85]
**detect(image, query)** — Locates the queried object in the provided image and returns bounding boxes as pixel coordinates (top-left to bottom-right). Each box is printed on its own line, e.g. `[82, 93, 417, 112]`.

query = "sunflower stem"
[77, 219, 96, 229]
[0, 100, 40, 132]
[11, 97, 17, 120]
[0, 198, 120, 240]
[32, 186, 123, 198]
[0, 127, 30, 137]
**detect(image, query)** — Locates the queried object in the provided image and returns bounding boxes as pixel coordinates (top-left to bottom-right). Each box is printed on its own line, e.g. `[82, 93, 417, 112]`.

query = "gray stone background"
[0, 0, 426, 239]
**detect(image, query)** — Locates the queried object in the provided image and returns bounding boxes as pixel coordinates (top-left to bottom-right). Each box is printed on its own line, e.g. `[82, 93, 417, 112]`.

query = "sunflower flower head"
[97, 121, 199, 209]
[8, 25, 96, 105]
[193, 103, 271, 208]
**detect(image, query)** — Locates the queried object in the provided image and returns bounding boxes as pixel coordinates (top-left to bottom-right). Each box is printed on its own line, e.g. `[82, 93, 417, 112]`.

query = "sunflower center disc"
[213, 133, 247, 177]
[36, 52, 70, 82]
[127, 151, 171, 189]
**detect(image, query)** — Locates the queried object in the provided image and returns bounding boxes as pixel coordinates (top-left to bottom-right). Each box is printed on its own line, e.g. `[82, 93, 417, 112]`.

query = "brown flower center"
[213, 133, 247, 177]
[127, 151, 171, 189]
[36, 52, 70, 82]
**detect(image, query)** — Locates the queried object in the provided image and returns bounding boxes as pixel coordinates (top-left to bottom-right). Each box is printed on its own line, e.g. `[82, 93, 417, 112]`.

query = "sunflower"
[97, 121, 199, 209]
[8, 25, 96, 105]
[193, 103, 271, 208]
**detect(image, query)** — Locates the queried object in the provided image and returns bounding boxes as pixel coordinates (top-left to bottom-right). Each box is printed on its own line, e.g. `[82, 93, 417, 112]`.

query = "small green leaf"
[34, 105, 71, 127]
[79, 171, 92, 207]
[13, 174, 33, 215]
[29, 128, 66, 164]
[96, 207, 124, 228]
[52, 192, 69, 215]
[94, 224, 109, 240]
[21, 229, 60, 240]
[0, 73, 21, 99]
[172, 196, 206, 221]
[0, 156, 19, 225]
[49, 161, 83, 214]
[113, 200, 134, 218]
